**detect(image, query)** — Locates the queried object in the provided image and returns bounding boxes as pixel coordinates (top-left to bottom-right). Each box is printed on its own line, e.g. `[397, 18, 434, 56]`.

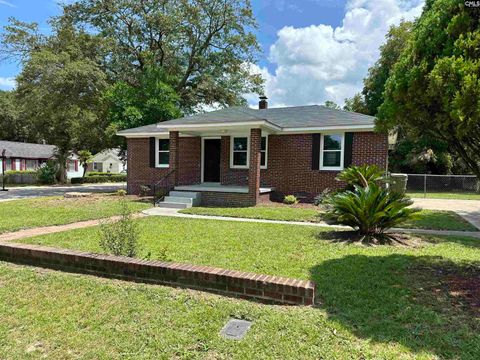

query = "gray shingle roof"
[117, 105, 376, 135]
[0, 140, 56, 159]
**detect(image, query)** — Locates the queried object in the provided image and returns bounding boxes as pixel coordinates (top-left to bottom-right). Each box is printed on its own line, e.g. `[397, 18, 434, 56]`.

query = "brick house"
[117, 97, 388, 207]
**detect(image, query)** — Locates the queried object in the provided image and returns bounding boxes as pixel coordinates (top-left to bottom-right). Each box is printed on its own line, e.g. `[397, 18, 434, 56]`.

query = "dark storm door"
[203, 139, 221, 182]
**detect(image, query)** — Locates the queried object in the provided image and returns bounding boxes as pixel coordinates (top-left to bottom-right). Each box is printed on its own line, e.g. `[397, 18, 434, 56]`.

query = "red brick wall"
[200, 191, 256, 207]
[0, 242, 315, 306]
[261, 132, 388, 200]
[126, 137, 201, 194]
[127, 132, 387, 201]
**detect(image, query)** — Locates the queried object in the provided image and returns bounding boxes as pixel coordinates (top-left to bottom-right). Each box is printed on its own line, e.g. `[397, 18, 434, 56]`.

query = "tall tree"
[378, 0, 480, 178]
[11, 22, 110, 182]
[323, 100, 341, 110]
[62, 0, 264, 112]
[103, 66, 181, 136]
[0, 90, 31, 142]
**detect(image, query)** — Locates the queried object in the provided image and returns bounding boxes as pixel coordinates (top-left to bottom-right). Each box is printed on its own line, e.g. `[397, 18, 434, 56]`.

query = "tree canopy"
[62, 0, 263, 112]
[377, 0, 480, 178]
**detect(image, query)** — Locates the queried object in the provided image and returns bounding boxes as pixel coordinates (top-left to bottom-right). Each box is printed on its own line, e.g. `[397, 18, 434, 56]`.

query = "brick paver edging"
[0, 242, 315, 305]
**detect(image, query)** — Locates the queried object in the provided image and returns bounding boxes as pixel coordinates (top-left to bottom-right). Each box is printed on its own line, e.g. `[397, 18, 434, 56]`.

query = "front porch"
[175, 183, 274, 194]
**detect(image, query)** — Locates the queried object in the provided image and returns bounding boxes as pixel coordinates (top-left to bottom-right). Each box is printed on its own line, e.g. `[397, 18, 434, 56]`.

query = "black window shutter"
[311, 133, 321, 170]
[149, 137, 156, 168]
[344, 132, 354, 168]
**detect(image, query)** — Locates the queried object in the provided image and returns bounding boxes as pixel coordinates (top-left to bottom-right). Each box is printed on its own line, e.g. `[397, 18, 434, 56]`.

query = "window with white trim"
[156, 139, 170, 167]
[320, 134, 344, 170]
[261, 136, 267, 168]
[231, 137, 249, 168]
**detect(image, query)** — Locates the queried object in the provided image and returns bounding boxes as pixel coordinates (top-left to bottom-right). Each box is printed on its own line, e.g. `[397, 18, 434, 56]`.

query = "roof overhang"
[117, 122, 375, 138]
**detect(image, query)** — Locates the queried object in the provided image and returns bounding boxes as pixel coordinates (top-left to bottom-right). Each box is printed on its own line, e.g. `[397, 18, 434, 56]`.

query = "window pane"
[158, 152, 169, 165]
[261, 152, 266, 166]
[323, 151, 341, 167]
[324, 134, 342, 150]
[233, 152, 247, 166]
[261, 136, 266, 151]
[233, 137, 247, 151]
[158, 139, 169, 151]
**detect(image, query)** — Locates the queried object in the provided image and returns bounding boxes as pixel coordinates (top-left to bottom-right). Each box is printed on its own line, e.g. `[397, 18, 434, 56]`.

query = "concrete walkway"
[143, 207, 480, 239]
[412, 198, 480, 230]
[0, 213, 145, 242]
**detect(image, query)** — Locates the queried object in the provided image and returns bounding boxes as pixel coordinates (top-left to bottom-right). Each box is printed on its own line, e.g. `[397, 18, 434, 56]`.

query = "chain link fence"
[405, 174, 480, 197]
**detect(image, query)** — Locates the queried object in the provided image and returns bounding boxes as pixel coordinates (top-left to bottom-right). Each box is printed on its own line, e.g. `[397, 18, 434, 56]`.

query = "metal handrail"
[151, 169, 176, 206]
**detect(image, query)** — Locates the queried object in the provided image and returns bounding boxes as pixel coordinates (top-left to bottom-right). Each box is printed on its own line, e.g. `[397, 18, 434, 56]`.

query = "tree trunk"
[82, 164, 87, 177]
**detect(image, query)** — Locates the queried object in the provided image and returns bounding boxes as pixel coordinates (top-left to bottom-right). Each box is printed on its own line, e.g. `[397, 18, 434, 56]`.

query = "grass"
[14, 216, 480, 358]
[0, 195, 150, 234]
[407, 191, 480, 200]
[180, 206, 478, 231]
[181, 205, 321, 222]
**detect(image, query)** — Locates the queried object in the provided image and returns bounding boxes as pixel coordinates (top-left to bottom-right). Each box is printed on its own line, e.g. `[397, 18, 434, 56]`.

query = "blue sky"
[0, 0, 424, 106]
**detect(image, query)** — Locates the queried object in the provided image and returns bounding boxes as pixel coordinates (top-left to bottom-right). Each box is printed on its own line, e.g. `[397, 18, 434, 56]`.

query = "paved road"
[412, 198, 480, 230]
[0, 183, 126, 201]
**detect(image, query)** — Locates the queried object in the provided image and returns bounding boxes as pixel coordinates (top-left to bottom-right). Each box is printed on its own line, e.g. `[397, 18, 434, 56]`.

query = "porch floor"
[174, 183, 274, 194]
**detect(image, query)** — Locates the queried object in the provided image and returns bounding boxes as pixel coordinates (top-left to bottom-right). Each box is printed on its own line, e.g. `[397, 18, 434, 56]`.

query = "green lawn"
[0, 196, 150, 234]
[407, 191, 480, 200]
[14, 216, 480, 358]
[180, 206, 477, 231]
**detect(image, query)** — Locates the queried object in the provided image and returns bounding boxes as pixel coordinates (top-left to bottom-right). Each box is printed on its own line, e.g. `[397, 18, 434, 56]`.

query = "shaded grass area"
[0, 196, 150, 234]
[13, 216, 480, 358]
[407, 191, 480, 200]
[180, 206, 477, 231]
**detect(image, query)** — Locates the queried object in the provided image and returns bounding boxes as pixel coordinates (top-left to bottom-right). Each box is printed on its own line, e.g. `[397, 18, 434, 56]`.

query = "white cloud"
[0, 77, 16, 90]
[0, 0, 15, 8]
[251, 0, 424, 108]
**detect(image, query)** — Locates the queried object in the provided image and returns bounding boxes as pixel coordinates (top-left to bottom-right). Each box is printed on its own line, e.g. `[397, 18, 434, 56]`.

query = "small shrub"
[116, 189, 127, 197]
[139, 185, 151, 197]
[36, 161, 57, 185]
[336, 164, 384, 188]
[283, 195, 299, 205]
[313, 188, 333, 206]
[324, 183, 418, 244]
[99, 198, 139, 257]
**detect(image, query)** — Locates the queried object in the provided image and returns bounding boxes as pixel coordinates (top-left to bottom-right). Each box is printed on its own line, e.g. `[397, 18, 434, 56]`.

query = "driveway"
[412, 198, 480, 230]
[0, 183, 126, 201]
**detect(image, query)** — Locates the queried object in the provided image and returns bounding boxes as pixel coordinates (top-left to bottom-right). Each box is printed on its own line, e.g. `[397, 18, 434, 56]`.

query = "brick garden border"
[0, 243, 315, 305]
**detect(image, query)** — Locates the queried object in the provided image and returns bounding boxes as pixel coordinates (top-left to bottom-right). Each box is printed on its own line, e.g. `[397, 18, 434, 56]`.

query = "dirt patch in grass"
[413, 262, 480, 315]
[317, 230, 426, 247]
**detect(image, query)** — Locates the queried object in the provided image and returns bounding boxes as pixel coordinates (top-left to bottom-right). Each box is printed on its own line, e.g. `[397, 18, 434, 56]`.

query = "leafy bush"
[5, 170, 37, 175]
[86, 172, 114, 177]
[71, 174, 126, 184]
[313, 188, 333, 206]
[139, 185, 151, 197]
[283, 195, 299, 205]
[324, 183, 418, 244]
[116, 189, 127, 196]
[336, 164, 384, 188]
[36, 161, 57, 185]
[99, 198, 139, 257]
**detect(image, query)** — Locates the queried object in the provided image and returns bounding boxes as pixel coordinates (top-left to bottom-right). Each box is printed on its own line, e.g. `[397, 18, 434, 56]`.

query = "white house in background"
[88, 148, 126, 174]
[0, 140, 83, 179]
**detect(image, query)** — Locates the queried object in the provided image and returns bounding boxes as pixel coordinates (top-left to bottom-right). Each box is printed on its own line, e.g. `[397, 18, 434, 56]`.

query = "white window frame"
[320, 133, 345, 171]
[155, 138, 170, 168]
[260, 135, 268, 169]
[230, 136, 250, 169]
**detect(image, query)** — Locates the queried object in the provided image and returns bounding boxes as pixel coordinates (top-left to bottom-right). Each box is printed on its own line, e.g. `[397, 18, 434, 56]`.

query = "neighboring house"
[117, 97, 388, 207]
[0, 140, 83, 179]
[87, 149, 126, 174]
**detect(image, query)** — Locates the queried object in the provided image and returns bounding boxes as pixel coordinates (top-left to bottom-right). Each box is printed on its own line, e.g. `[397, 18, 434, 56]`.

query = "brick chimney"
[259, 96, 268, 110]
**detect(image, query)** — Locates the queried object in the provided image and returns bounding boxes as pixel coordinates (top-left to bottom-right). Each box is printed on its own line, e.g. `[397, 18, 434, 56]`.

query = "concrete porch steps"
[156, 191, 201, 209]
